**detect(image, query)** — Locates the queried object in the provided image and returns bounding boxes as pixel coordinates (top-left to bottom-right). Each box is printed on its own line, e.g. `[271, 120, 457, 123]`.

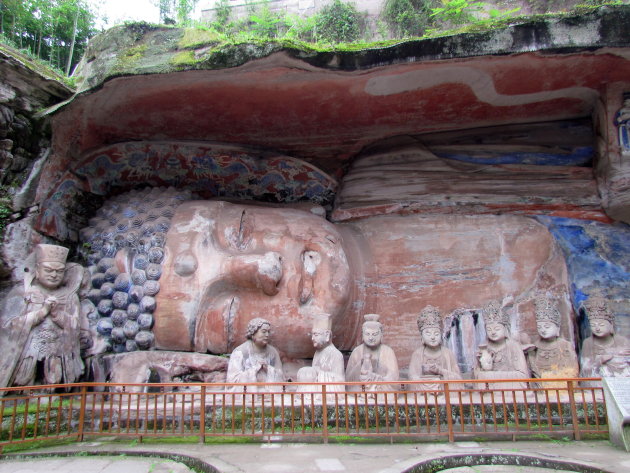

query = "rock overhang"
[29, 5, 630, 240]
[48, 6, 630, 172]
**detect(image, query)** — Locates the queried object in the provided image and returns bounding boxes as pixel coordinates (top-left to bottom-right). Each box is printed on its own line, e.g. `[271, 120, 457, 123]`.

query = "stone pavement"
[1, 440, 629, 473]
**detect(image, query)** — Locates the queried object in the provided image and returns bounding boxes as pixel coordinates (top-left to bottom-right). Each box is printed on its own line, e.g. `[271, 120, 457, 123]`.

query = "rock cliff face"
[0, 44, 73, 282]
[1, 7, 629, 378]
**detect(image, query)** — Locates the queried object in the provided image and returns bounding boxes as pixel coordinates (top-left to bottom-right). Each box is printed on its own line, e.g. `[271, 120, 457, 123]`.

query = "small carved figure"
[346, 314, 399, 392]
[474, 301, 530, 389]
[226, 317, 284, 391]
[1, 244, 89, 389]
[526, 296, 578, 385]
[615, 96, 630, 156]
[408, 306, 461, 390]
[580, 296, 630, 379]
[306, 313, 345, 390]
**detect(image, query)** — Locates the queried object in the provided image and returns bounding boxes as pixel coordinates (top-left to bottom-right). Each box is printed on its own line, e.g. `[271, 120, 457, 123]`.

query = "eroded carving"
[526, 295, 578, 385]
[580, 296, 630, 379]
[1, 244, 90, 389]
[226, 317, 284, 391]
[408, 306, 462, 390]
[346, 314, 399, 392]
[474, 301, 529, 389]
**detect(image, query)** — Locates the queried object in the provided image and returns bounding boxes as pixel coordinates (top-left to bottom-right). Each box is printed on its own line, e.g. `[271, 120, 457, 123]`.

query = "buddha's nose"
[226, 251, 283, 296]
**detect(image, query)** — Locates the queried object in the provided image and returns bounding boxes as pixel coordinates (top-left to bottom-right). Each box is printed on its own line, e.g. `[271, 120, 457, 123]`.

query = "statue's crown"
[582, 296, 615, 324]
[417, 305, 442, 331]
[482, 300, 507, 326]
[534, 295, 560, 325]
[311, 313, 332, 331]
[35, 244, 69, 264]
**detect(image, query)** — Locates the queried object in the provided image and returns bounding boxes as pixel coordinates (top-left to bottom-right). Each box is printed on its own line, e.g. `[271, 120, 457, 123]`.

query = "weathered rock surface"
[103, 351, 228, 390]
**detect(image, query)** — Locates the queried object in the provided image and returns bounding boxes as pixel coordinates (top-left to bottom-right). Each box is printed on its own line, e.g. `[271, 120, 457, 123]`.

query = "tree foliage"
[152, 0, 199, 25]
[0, 0, 97, 75]
[383, 0, 434, 38]
[315, 0, 363, 43]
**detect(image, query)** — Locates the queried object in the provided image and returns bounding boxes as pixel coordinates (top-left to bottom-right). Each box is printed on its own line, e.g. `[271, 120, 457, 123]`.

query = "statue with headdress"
[296, 313, 345, 397]
[408, 306, 461, 390]
[0, 244, 89, 389]
[526, 295, 578, 385]
[580, 296, 630, 379]
[346, 313, 399, 392]
[474, 300, 530, 389]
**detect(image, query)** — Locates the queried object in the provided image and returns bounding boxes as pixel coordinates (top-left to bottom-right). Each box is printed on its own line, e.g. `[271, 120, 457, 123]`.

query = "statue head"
[534, 295, 560, 340]
[417, 306, 442, 349]
[34, 244, 69, 290]
[482, 300, 508, 343]
[362, 313, 383, 349]
[311, 313, 332, 350]
[246, 317, 271, 348]
[162, 200, 351, 356]
[582, 296, 615, 339]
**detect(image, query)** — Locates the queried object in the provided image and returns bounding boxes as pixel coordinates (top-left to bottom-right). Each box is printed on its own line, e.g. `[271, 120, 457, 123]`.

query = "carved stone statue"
[296, 313, 345, 397]
[615, 96, 630, 156]
[474, 301, 530, 389]
[526, 296, 578, 385]
[226, 317, 284, 391]
[408, 306, 461, 390]
[580, 296, 630, 379]
[346, 314, 399, 392]
[309, 313, 345, 388]
[0, 244, 89, 389]
[80, 191, 575, 376]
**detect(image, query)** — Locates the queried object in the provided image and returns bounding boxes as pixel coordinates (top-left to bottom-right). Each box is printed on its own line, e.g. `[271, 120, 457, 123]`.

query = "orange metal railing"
[0, 378, 607, 449]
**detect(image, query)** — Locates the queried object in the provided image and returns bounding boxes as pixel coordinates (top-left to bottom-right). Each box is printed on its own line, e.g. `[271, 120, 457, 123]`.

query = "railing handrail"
[0, 377, 604, 393]
[0, 377, 608, 450]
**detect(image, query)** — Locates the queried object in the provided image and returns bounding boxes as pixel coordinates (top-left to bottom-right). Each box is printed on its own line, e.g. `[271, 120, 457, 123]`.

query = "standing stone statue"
[526, 296, 578, 385]
[0, 244, 89, 389]
[408, 306, 461, 390]
[474, 300, 530, 389]
[226, 317, 284, 390]
[346, 313, 399, 392]
[580, 296, 630, 379]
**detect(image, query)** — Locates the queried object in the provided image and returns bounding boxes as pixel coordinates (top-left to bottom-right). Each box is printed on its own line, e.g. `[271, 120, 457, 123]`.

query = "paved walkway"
[1, 440, 629, 473]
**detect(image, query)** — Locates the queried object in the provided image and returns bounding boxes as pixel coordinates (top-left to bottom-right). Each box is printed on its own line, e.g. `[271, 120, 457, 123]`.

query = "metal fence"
[0, 378, 607, 449]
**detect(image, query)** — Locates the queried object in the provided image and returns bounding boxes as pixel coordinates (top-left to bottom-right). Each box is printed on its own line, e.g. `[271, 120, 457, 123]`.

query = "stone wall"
[0, 45, 73, 285]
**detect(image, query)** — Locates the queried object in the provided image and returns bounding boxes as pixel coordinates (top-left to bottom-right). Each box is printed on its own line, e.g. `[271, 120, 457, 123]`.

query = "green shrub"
[315, 0, 363, 44]
[383, 0, 434, 38]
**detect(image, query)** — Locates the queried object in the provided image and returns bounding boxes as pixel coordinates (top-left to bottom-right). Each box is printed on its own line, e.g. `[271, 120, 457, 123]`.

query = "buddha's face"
[486, 322, 507, 343]
[362, 324, 383, 349]
[421, 327, 441, 348]
[590, 319, 614, 338]
[536, 320, 559, 340]
[35, 262, 66, 290]
[156, 201, 351, 357]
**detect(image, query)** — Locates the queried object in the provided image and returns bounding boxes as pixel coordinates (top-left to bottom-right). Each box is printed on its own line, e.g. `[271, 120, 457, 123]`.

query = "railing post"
[322, 384, 328, 444]
[199, 384, 206, 444]
[444, 382, 454, 442]
[77, 385, 87, 442]
[567, 380, 581, 440]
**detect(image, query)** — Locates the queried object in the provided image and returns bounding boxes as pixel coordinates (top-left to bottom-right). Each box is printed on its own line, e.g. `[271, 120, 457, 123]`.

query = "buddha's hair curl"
[79, 187, 191, 353]
[246, 317, 271, 339]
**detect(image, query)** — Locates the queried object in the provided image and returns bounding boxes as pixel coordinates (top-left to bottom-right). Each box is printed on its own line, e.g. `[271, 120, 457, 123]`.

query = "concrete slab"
[1, 440, 628, 473]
